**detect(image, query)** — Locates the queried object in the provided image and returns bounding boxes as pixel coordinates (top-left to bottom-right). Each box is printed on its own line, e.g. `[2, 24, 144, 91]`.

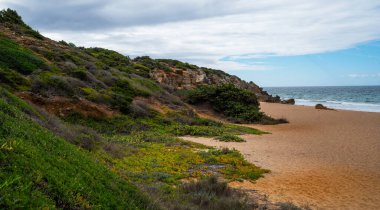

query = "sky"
[1, 0, 380, 87]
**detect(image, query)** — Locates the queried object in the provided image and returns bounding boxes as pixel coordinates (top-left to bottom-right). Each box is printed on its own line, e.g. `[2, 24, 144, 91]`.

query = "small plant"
[180, 176, 254, 210]
[216, 134, 246, 142]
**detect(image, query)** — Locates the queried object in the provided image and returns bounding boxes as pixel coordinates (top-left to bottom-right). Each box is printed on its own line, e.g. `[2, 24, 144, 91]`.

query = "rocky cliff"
[148, 64, 282, 103]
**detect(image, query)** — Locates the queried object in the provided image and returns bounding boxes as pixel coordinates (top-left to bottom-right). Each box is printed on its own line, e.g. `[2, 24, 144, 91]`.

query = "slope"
[0, 88, 154, 209]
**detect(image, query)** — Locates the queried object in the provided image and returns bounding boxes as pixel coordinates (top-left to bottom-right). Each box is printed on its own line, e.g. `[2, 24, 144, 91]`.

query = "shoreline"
[290, 102, 380, 113]
[183, 102, 380, 209]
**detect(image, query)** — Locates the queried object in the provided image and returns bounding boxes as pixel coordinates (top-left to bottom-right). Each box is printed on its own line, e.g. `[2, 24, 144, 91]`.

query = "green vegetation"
[216, 134, 246, 142]
[180, 176, 254, 209]
[134, 56, 171, 72]
[84, 47, 131, 68]
[200, 67, 230, 77]
[0, 36, 45, 74]
[0, 89, 154, 209]
[64, 110, 264, 138]
[157, 59, 198, 70]
[62, 110, 268, 208]
[186, 84, 264, 123]
[0, 9, 24, 25]
[0, 66, 30, 90]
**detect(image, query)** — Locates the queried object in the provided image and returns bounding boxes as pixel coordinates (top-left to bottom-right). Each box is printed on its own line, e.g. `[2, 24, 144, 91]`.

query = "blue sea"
[263, 86, 380, 113]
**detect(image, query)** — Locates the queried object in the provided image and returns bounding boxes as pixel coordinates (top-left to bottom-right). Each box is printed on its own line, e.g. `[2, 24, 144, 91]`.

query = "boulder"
[315, 104, 333, 110]
[282, 98, 295, 105]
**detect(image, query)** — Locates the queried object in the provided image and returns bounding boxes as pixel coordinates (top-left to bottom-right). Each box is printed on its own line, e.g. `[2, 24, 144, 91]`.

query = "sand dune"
[183, 103, 380, 209]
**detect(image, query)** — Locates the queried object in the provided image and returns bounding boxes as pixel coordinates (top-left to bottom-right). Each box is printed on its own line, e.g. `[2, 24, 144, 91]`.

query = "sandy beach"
[183, 103, 380, 209]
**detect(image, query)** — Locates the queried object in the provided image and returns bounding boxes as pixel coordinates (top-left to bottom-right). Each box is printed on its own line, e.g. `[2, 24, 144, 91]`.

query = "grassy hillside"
[0, 89, 153, 209]
[0, 9, 277, 209]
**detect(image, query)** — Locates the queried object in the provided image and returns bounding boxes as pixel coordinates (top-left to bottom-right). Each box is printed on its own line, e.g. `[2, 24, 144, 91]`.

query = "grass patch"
[216, 134, 246, 142]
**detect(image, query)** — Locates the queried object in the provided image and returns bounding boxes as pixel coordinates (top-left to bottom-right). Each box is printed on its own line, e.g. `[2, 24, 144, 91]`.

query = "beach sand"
[182, 103, 380, 209]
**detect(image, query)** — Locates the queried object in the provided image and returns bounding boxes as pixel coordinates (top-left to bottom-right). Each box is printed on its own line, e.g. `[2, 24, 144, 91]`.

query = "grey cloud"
[1, 0, 255, 30]
[3, 0, 380, 73]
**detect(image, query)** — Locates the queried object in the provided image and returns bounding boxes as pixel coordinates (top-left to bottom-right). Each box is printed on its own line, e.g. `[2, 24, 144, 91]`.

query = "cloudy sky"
[1, 0, 380, 86]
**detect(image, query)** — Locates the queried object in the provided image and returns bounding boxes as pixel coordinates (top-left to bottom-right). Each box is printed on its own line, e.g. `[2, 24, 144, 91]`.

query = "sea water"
[263, 86, 380, 113]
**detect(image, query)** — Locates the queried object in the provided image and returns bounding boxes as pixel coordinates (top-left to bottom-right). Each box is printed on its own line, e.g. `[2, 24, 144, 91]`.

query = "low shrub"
[110, 79, 135, 113]
[30, 106, 103, 152]
[216, 134, 246, 142]
[130, 100, 155, 118]
[31, 74, 82, 96]
[153, 90, 185, 108]
[0, 66, 30, 90]
[180, 176, 254, 210]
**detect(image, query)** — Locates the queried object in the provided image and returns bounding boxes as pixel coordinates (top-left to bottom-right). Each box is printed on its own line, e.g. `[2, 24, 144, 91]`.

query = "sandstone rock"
[150, 68, 282, 102]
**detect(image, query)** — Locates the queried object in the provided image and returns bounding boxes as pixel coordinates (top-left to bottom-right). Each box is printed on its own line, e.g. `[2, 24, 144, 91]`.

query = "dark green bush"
[186, 84, 263, 123]
[0, 9, 24, 25]
[110, 80, 136, 113]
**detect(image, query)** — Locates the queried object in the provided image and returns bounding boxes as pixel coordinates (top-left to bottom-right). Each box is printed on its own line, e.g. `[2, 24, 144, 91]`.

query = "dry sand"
[182, 103, 380, 209]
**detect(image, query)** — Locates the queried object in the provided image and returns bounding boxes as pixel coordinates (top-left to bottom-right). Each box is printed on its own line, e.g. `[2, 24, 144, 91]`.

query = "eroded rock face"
[150, 68, 282, 103]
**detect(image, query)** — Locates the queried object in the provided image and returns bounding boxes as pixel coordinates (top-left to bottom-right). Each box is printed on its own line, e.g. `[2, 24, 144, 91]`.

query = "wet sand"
[183, 103, 380, 209]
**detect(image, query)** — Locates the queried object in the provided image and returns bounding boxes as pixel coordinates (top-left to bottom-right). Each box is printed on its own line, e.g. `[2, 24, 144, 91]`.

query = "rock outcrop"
[150, 68, 282, 103]
[282, 98, 295, 105]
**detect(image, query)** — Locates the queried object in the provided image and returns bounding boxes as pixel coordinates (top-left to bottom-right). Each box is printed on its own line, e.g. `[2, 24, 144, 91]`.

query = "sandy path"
[182, 103, 380, 209]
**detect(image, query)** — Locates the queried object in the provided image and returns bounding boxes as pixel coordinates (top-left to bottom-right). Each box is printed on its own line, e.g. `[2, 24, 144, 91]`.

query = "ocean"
[263, 86, 380, 113]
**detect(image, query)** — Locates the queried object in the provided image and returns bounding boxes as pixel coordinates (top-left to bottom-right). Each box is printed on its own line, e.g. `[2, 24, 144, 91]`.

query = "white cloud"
[3, 0, 380, 72]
